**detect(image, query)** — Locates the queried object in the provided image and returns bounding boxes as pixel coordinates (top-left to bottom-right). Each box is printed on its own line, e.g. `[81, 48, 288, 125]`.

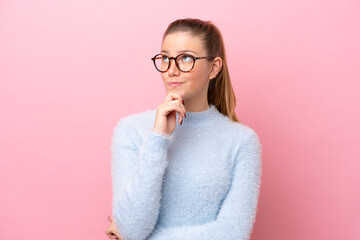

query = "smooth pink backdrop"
[1, 0, 359, 239]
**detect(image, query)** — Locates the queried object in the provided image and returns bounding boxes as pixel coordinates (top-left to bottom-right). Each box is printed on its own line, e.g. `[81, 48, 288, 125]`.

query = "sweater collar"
[176, 104, 223, 127]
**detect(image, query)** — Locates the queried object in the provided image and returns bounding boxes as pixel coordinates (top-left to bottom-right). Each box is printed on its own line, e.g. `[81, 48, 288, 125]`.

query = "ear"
[208, 57, 223, 80]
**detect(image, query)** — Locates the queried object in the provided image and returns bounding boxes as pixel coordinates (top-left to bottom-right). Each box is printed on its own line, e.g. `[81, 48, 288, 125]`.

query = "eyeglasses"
[151, 53, 215, 73]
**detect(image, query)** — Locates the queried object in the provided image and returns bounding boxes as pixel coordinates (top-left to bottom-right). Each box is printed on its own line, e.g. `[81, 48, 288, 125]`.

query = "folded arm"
[111, 118, 171, 240]
[146, 133, 262, 240]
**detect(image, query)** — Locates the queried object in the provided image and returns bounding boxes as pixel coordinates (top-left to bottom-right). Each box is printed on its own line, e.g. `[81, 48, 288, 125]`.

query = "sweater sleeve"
[111, 118, 171, 240]
[146, 132, 262, 240]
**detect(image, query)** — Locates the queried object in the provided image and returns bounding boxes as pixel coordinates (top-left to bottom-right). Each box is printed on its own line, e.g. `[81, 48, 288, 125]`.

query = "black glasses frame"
[151, 53, 215, 73]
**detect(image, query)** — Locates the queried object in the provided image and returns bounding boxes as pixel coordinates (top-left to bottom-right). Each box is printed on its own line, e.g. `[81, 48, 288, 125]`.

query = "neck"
[183, 100, 209, 113]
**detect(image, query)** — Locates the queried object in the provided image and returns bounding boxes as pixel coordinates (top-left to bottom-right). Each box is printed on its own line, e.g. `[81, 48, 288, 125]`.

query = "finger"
[105, 229, 115, 239]
[107, 233, 119, 240]
[164, 92, 183, 104]
[170, 100, 186, 118]
[162, 92, 186, 119]
[105, 226, 120, 239]
[174, 103, 183, 124]
[178, 99, 187, 116]
[158, 101, 185, 118]
[174, 100, 186, 120]
[164, 101, 186, 121]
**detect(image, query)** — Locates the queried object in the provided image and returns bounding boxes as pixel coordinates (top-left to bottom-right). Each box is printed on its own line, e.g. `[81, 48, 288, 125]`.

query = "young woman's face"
[160, 31, 213, 103]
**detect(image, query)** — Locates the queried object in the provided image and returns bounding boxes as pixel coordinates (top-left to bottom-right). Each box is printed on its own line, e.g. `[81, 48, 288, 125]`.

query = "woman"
[106, 18, 262, 240]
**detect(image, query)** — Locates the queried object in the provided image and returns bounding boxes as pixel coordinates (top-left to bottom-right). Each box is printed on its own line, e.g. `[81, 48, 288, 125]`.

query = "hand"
[153, 92, 187, 136]
[105, 216, 123, 240]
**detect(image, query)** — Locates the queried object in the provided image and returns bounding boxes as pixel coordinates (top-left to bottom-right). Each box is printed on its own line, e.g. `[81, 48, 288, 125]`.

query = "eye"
[180, 54, 192, 62]
[161, 55, 169, 62]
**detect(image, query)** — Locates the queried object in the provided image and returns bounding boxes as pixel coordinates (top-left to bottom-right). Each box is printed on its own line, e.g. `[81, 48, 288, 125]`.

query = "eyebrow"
[161, 49, 198, 55]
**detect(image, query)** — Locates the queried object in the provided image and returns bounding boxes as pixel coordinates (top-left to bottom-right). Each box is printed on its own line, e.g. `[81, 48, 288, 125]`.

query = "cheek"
[188, 67, 209, 84]
[160, 73, 169, 83]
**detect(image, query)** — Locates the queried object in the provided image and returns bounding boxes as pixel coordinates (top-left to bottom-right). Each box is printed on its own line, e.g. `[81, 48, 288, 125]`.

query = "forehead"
[161, 31, 205, 55]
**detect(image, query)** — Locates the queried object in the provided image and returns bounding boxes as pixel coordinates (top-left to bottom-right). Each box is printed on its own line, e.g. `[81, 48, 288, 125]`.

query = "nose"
[167, 58, 180, 76]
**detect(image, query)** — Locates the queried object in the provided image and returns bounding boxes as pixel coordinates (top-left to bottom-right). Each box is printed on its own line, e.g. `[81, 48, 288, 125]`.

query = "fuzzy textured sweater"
[111, 104, 262, 240]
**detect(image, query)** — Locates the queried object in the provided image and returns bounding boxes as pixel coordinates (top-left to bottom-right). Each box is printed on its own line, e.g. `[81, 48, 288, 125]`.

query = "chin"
[165, 88, 185, 97]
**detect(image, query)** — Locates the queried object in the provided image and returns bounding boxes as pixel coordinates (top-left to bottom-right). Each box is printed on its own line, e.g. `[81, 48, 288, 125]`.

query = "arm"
[111, 118, 171, 240]
[146, 132, 262, 240]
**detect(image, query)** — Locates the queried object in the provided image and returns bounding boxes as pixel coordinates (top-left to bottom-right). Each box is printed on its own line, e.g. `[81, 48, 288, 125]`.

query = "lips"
[168, 82, 184, 87]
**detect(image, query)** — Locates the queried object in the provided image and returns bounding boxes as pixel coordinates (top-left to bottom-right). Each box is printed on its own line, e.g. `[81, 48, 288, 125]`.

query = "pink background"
[1, 0, 359, 239]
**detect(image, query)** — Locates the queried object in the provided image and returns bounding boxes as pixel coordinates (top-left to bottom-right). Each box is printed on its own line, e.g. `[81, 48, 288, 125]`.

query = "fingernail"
[180, 120, 182, 125]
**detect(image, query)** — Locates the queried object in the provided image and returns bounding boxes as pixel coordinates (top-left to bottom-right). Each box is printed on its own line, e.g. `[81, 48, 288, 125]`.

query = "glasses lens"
[154, 54, 169, 72]
[177, 54, 194, 72]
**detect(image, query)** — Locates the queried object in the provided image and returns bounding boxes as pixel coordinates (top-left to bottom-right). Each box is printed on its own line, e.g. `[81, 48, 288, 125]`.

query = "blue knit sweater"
[111, 104, 262, 240]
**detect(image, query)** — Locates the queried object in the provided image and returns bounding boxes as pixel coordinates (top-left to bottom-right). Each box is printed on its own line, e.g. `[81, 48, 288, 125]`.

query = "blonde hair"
[163, 18, 240, 123]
